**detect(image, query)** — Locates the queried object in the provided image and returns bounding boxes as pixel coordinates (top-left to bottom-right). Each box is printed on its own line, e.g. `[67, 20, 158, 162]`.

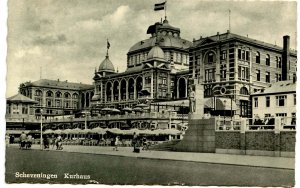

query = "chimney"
[282, 35, 290, 81]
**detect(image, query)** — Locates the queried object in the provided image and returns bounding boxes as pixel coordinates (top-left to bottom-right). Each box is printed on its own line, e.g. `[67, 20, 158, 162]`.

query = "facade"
[189, 32, 297, 117]
[6, 93, 37, 119]
[92, 19, 192, 111]
[251, 80, 296, 120]
[18, 79, 94, 119]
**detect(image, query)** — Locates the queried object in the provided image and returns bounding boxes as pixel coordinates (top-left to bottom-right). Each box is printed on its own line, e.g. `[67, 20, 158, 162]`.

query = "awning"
[6, 130, 30, 134]
[204, 97, 237, 111]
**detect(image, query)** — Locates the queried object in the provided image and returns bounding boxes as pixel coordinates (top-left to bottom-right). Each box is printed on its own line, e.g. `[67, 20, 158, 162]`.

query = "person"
[113, 136, 119, 151]
[43, 135, 50, 149]
[9, 135, 15, 144]
[132, 132, 139, 153]
[26, 134, 33, 149]
[51, 134, 56, 149]
[5, 134, 10, 147]
[19, 132, 27, 149]
[56, 134, 63, 150]
[189, 86, 196, 113]
[142, 136, 148, 150]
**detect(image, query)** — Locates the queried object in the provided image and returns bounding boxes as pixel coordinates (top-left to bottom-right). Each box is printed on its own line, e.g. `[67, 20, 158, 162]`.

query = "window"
[35, 90, 42, 96]
[221, 50, 227, 60]
[276, 113, 287, 117]
[276, 57, 282, 68]
[240, 87, 248, 95]
[276, 95, 287, 106]
[256, 52, 260, 64]
[56, 100, 61, 107]
[208, 52, 214, 63]
[56, 92, 62, 98]
[266, 96, 270, 107]
[266, 54, 270, 66]
[238, 49, 241, 59]
[220, 64, 226, 80]
[246, 51, 250, 61]
[162, 78, 167, 85]
[241, 50, 245, 60]
[205, 69, 215, 82]
[240, 100, 248, 117]
[46, 91, 53, 97]
[64, 92, 70, 98]
[256, 70, 260, 81]
[266, 72, 270, 83]
[265, 114, 271, 117]
[294, 94, 296, 105]
[254, 97, 258, 108]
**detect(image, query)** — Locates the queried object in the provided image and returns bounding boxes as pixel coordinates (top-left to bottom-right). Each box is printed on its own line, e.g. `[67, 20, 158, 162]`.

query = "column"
[126, 79, 129, 101]
[118, 81, 121, 102]
[151, 72, 154, 99]
[215, 49, 220, 82]
[274, 117, 281, 157]
[134, 79, 137, 100]
[240, 118, 246, 155]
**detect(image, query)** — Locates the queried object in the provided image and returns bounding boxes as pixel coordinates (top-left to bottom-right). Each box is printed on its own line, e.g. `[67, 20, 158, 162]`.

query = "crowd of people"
[6, 131, 152, 153]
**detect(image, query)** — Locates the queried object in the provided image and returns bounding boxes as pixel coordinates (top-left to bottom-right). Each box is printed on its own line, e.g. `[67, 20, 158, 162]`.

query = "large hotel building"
[10, 18, 296, 122]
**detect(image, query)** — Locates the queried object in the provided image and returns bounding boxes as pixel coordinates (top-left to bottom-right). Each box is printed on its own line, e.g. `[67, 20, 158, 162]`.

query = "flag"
[107, 40, 110, 49]
[154, 2, 165, 11]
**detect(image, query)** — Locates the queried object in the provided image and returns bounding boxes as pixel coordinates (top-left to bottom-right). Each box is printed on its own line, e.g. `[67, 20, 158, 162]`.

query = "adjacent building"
[189, 32, 297, 117]
[251, 80, 296, 120]
[18, 79, 94, 119]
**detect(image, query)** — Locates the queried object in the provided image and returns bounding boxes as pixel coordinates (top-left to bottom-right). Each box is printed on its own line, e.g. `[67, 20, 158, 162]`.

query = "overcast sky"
[6, 0, 297, 97]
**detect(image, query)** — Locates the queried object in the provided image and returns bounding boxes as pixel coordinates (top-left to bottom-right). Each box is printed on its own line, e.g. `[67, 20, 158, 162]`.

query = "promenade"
[11, 144, 295, 170]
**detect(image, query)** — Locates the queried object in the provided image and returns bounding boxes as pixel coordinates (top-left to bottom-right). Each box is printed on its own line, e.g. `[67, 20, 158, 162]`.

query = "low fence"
[214, 117, 296, 157]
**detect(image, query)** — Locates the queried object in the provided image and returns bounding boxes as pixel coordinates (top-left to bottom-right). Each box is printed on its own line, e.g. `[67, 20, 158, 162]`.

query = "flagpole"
[106, 38, 108, 56]
[165, 0, 167, 20]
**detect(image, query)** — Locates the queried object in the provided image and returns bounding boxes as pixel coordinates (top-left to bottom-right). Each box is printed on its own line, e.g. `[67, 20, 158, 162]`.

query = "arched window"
[35, 90, 42, 96]
[266, 54, 270, 66]
[46, 91, 53, 97]
[240, 87, 249, 95]
[56, 91, 62, 98]
[256, 52, 260, 64]
[64, 92, 70, 99]
[72, 93, 78, 99]
[206, 52, 215, 64]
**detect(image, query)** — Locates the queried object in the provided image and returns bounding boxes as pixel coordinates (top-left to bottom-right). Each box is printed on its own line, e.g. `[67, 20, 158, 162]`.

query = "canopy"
[133, 107, 143, 112]
[111, 108, 121, 113]
[107, 128, 122, 134]
[53, 129, 62, 134]
[62, 129, 72, 134]
[91, 127, 107, 134]
[69, 128, 82, 134]
[7, 130, 30, 134]
[136, 103, 148, 108]
[43, 129, 54, 134]
[101, 107, 113, 111]
[122, 107, 133, 112]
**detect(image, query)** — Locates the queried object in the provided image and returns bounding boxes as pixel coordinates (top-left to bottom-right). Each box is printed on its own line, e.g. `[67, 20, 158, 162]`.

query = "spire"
[106, 39, 110, 57]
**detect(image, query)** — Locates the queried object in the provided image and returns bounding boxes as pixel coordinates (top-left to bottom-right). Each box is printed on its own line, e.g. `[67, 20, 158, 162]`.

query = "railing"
[215, 117, 241, 131]
[216, 117, 296, 131]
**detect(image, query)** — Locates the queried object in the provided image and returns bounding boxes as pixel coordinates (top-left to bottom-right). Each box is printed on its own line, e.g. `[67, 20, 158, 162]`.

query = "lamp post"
[40, 109, 43, 150]
[223, 100, 227, 129]
[83, 110, 90, 130]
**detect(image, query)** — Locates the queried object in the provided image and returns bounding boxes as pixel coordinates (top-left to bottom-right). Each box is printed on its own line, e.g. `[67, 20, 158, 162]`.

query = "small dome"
[98, 55, 115, 73]
[147, 45, 165, 60]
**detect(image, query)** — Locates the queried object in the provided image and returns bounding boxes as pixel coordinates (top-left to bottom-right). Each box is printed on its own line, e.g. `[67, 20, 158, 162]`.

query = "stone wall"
[215, 130, 296, 157]
[174, 118, 215, 152]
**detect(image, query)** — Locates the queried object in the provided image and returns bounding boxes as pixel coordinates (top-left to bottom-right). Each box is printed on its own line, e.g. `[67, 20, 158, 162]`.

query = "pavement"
[9, 144, 295, 170]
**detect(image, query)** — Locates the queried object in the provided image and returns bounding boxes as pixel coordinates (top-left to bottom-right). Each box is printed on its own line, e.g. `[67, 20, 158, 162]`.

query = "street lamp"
[83, 110, 90, 129]
[40, 109, 43, 150]
[223, 100, 227, 129]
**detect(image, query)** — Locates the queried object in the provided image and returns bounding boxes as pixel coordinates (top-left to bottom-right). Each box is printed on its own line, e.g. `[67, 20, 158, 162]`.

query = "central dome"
[98, 55, 115, 73]
[147, 45, 165, 60]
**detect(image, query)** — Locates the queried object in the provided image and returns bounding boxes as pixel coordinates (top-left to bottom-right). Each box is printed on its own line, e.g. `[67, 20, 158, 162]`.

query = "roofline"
[251, 91, 296, 96]
[190, 33, 297, 55]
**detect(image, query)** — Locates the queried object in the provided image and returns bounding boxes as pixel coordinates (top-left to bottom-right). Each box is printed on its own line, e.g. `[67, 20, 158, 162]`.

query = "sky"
[5, 0, 297, 97]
